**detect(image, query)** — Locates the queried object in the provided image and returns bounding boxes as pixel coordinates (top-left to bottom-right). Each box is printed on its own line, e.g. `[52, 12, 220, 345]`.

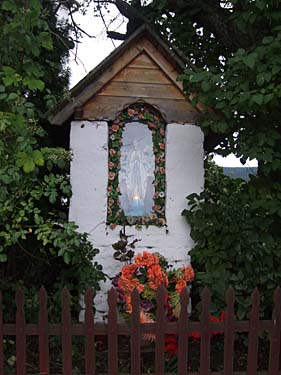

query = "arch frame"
[107, 101, 167, 228]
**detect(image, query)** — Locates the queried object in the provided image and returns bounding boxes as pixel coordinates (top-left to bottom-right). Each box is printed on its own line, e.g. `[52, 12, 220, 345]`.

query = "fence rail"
[0, 286, 281, 375]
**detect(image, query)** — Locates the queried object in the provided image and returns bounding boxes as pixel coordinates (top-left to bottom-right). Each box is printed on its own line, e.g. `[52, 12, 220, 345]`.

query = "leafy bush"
[0, 0, 105, 323]
[183, 160, 281, 320]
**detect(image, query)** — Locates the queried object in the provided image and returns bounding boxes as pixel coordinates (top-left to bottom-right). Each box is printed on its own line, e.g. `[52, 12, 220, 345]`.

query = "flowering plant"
[113, 251, 194, 324]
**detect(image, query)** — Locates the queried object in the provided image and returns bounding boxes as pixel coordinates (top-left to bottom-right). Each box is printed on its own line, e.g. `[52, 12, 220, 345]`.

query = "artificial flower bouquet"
[113, 251, 194, 323]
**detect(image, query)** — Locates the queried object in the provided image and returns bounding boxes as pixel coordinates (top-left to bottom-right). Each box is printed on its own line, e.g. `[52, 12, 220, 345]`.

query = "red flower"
[220, 311, 226, 321]
[148, 122, 157, 129]
[189, 331, 201, 340]
[164, 335, 178, 359]
[109, 148, 116, 157]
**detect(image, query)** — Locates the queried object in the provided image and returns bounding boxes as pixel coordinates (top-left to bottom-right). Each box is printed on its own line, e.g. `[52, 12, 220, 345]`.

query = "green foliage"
[133, 0, 281, 318]
[0, 0, 105, 322]
[183, 161, 281, 320]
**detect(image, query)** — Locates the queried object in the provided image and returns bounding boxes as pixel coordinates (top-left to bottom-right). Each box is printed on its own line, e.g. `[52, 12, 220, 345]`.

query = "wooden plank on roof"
[112, 66, 171, 85]
[97, 81, 184, 100]
[82, 95, 197, 123]
[137, 38, 184, 91]
[128, 52, 159, 69]
[50, 46, 144, 125]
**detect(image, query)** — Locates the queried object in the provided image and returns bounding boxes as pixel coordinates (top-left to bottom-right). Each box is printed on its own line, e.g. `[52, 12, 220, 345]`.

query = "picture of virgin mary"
[119, 123, 154, 216]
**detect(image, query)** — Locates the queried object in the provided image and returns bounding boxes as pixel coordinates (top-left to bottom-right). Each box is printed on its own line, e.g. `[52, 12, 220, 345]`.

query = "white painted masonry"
[69, 120, 204, 319]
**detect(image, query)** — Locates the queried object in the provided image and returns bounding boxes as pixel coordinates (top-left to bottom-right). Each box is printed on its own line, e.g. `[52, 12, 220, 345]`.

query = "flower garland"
[107, 102, 166, 227]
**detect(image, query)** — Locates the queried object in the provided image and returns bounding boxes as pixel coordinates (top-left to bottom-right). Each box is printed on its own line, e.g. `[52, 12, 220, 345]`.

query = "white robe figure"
[119, 124, 154, 217]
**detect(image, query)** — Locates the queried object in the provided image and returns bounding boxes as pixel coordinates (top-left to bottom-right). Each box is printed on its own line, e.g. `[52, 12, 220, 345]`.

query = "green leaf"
[2, 0, 16, 11]
[262, 36, 274, 44]
[244, 53, 258, 69]
[26, 79, 45, 91]
[23, 159, 35, 173]
[252, 94, 263, 105]
[3, 76, 14, 87]
[0, 254, 7, 262]
[201, 81, 211, 92]
[58, 248, 65, 257]
[40, 32, 53, 50]
[7, 92, 18, 101]
[256, 74, 265, 87]
[63, 252, 71, 264]
[189, 73, 204, 83]
[256, 0, 266, 10]
[33, 150, 44, 166]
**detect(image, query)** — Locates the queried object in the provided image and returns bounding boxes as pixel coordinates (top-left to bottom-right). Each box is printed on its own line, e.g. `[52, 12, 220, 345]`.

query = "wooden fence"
[0, 286, 281, 375]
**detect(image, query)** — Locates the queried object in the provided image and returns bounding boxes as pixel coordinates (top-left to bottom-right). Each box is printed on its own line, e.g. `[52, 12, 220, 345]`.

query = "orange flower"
[121, 264, 138, 279]
[140, 311, 155, 341]
[181, 265, 195, 282]
[125, 294, 132, 313]
[147, 264, 168, 290]
[134, 252, 159, 267]
[118, 274, 144, 295]
[175, 279, 186, 293]
[112, 124, 119, 132]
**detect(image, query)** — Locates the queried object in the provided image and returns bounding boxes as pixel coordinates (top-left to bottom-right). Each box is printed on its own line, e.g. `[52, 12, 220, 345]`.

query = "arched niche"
[107, 102, 166, 227]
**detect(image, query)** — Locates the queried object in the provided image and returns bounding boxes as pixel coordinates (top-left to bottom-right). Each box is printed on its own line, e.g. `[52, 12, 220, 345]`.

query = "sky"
[66, 5, 257, 168]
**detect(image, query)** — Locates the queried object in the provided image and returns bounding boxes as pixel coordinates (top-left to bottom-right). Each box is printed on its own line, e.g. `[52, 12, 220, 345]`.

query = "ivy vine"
[107, 101, 167, 228]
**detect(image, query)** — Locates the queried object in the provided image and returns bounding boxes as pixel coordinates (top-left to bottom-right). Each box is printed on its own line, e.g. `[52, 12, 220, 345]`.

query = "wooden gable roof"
[50, 25, 199, 125]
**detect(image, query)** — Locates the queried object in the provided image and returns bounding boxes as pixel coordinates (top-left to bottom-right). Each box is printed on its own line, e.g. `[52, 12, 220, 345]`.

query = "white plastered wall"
[69, 120, 204, 320]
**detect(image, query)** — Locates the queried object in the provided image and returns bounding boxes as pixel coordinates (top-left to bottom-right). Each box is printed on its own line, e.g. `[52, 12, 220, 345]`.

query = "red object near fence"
[0, 286, 281, 374]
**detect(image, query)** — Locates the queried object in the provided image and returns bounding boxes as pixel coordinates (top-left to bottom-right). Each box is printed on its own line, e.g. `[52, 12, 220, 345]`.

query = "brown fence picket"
[269, 287, 281, 375]
[1, 285, 281, 374]
[200, 287, 211, 375]
[108, 288, 118, 375]
[247, 288, 260, 375]
[16, 288, 26, 375]
[61, 288, 72, 375]
[155, 284, 166, 375]
[131, 289, 141, 375]
[39, 287, 49, 375]
[0, 291, 3, 375]
[224, 288, 235, 375]
[178, 287, 189, 375]
[85, 288, 95, 375]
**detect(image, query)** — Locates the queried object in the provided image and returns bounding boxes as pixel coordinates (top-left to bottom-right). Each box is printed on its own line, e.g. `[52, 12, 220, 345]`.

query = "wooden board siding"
[50, 26, 201, 126]
[82, 49, 197, 123]
[82, 95, 197, 123]
[97, 81, 184, 100]
[113, 67, 171, 84]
